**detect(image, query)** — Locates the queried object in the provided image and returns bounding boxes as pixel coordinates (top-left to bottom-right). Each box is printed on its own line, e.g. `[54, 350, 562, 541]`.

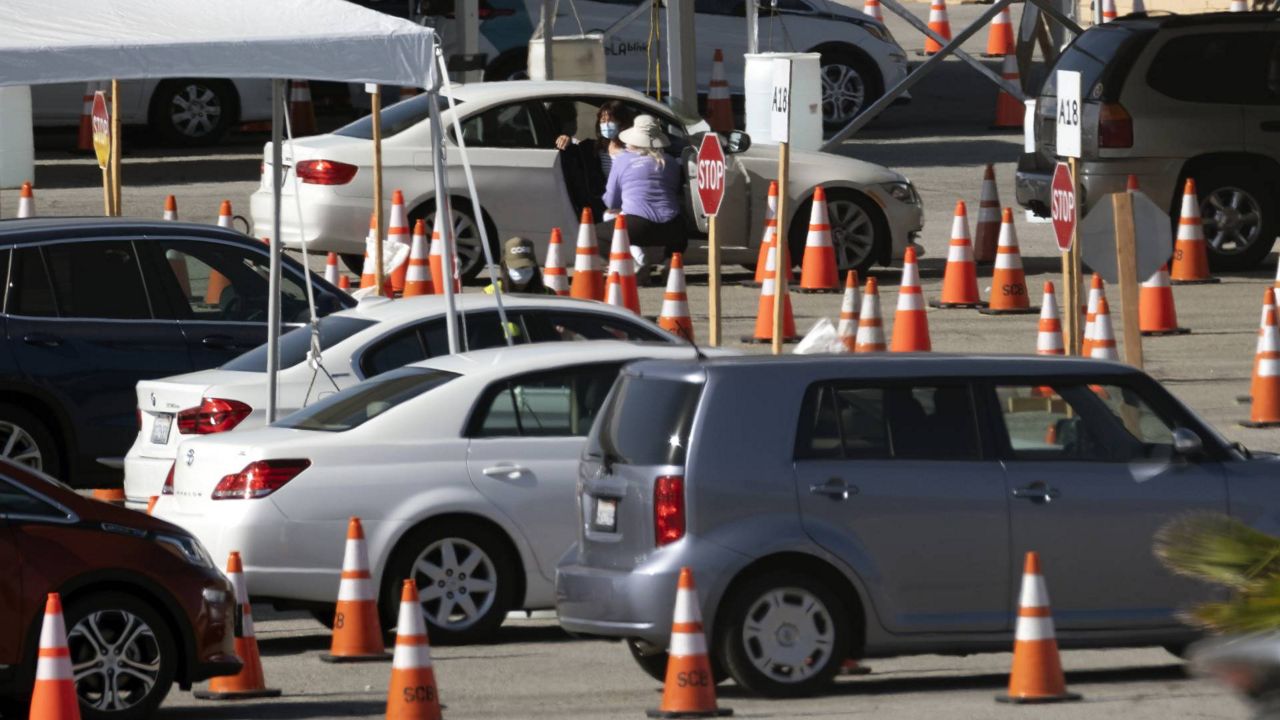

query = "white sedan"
[250, 81, 923, 278]
[152, 341, 729, 643]
[124, 293, 676, 509]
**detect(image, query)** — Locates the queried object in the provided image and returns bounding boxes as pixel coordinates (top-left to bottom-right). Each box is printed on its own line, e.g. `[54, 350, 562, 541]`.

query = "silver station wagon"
[555, 354, 1278, 697]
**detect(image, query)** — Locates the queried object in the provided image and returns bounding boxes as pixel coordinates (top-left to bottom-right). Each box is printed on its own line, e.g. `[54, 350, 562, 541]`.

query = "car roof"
[410, 339, 708, 379]
[336, 292, 662, 324]
[624, 353, 1149, 381]
[0, 216, 265, 246]
[449, 80, 692, 121]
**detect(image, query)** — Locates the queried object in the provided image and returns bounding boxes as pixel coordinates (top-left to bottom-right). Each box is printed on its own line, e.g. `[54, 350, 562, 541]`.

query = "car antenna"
[685, 334, 707, 362]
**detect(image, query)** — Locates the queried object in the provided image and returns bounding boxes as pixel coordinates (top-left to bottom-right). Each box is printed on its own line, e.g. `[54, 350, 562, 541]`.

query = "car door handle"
[1261, 121, 1280, 132]
[201, 335, 237, 349]
[1012, 482, 1061, 503]
[809, 478, 857, 501]
[482, 464, 530, 480]
[22, 332, 61, 348]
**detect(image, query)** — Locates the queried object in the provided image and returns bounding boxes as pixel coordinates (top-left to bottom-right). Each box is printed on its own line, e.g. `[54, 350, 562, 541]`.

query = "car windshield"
[274, 367, 458, 432]
[222, 315, 377, 372]
[333, 94, 458, 140]
[1043, 25, 1149, 98]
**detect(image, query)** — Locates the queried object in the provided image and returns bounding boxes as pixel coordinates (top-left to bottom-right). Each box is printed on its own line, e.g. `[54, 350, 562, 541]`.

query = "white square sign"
[770, 58, 792, 144]
[1055, 70, 1081, 159]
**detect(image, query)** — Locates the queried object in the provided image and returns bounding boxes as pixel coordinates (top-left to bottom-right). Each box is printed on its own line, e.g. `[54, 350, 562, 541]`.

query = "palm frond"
[1155, 513, 1280, 591]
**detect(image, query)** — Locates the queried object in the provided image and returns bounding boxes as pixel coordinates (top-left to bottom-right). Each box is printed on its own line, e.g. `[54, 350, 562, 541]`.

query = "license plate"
[150, 414, 173, 445]
[593, 498, 617, 532]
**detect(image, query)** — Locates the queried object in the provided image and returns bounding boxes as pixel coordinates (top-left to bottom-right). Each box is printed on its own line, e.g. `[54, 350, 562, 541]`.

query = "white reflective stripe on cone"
[673, 588, 701, 623]
[338, 577, 375, 601]
[392, 640, 434, 669]
[897, 292, 925, 311]
[343, 539, 370, 571]
[1018, 573, 1050, 608]
[995, 252, 1023, 270]
[1015, 616, 1057, 642]
[669, 631, 708, 657]
[948, 243, 973, 262]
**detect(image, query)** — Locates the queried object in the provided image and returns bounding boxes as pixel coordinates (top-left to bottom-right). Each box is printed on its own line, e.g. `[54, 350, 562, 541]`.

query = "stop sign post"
[91, 91, 112, 216]
[1051, 160, 1084, 355]
[697, 133, 727, 346]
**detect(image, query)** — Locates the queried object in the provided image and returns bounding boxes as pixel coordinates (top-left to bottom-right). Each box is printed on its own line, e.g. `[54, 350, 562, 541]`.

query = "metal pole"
[666, 0, 697, 118]
[267, 79, 285, 423]
[371, 86, 386, 296]
[708, 214, 721, 346]
[746, 0, 758, 55]
[541, 0, 555, 81]
[428, 94, 461, 354]
[460, 0, 481, 83]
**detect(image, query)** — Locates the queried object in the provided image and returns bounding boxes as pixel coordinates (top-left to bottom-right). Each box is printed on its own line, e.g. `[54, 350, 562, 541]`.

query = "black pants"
[596, 215, 687, 257]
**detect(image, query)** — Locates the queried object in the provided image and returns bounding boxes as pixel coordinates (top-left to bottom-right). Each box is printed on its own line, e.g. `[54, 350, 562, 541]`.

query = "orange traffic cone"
[837, 270, 860, 352]
[194, 552, 281, 699]
[751, 181, 792, 286]
[932, 200, 983, 308]
[428, 212, 461, 294]
[605, 271, 626, 310]
[855, 277, 886, 352]
[92, 487, 125, 503]
[798, 187, 839, 293]
[974, 165, 1001, 263]
[1273, 246, 1280, 292]
[163, 194, 178, 221]
[743, 241, 797, 343]
[863, 0, 884, 22]
[388, 190, 411, 294]
[322, 518, 389, 663]
[984, 6, 1015, 56]
[205, 201, 236, 303]
[924, 0, 952, 54]
[607, 216, 642, 314]
[570, 208, 605, 300]
[994, 54, 1024, 128]
[891, 246, 931, 352]
[544, 227, 570, 296]
[385, 579, 443, 720]
[215, 200, 234, 230]
[1081, 273, 1105, 357]
[706, 50, 733, 134]
[1139, 264, 1189, 336]
[77, 82, 96, 152]
[646, 568, 732, 718]
[1171, 179, 1218, 285]
[361, 213, 381, 290]
[29, 593, 80, 720]
[1089, 296, 1119, 361]
[997, 552, 1081, 704]
[1100, 0, 1118, 22]
[1037, 282, 1065, 355]
[403, 219, 433, 297]
[162, 197, 193, 296]
[1243, 289, 1280, 427]
[146, 495, 159, 515]
[339, 275, 351, 290]
[325, 252, 341, 286]
[980, 208, 1036, 315]
[17, 181, 35, 219]
[658, 253, 694, 341]
[1242, 288, 1277, 404]
[288, 80, 317, 136]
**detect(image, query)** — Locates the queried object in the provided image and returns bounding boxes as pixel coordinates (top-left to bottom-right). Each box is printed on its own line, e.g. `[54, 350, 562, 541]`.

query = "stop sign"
[1050, 162, 1076, 253]
[91, 91, 111, 170]
[696, 133, 726, 217]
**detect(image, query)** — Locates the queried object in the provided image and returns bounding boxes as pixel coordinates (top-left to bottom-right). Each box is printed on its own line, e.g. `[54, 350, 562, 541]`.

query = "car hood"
[738, 143, 907, 186]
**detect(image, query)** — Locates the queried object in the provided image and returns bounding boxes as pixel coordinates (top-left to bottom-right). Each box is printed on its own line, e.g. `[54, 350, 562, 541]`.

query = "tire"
[1188, 166, 1279, 271]
[627, 638, 728, 684]
[0, 403, 61, 478]
[148, 79, 238, 146]
[788, 188, 886, 276]
[380, 520, 517, 645]
[63, 592, 177, 720]
[340, 253, 366, 276]
[715, 571, 849, 698]
[409, 198, 498, 283]
[816, 47, 882, 133]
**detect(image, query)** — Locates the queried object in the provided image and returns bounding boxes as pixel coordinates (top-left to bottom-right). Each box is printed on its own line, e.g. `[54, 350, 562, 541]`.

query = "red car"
[0, 460, 240, 720]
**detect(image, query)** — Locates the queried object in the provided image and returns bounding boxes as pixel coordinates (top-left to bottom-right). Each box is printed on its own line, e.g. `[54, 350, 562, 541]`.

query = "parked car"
[124, 293, 679, 508]
[1016, 12, 1280, 270]
[0, 459, 238, 720]
[556, 353, 1278, 697]
[250, 80, 923, 278]
[0, 218, 353, 489]
[152, 341, 732, 644]
[31, 78, 273, 145]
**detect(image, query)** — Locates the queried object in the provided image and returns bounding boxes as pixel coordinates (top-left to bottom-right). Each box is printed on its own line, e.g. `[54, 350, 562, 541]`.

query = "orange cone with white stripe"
[744, 241, 797, 343]
[427, 212, 460, 294]
[339, 275, 351, 290]
[994, 54, 1024, 128]
[863, 0, 884, 22]
[570, 208, 605, 300]
[658, 253, 694, 341]
[974, 165, 1001, 263]
[360, 213, 384, 292]
[160, 195, 193, 295]
[403, 219, 433, 297]
[17, 181, 35, 219]
[925, 0, 952, 54]
[28, 593, 80, 720]
[1171, 179, 1218, 284]
[1037, 282, 1064, 355]
[387, 191, 412, 294]
[91, 487, 125, 503]
[985, 7, 1015, 56]
[385, 579, 443, 720]
[544, 227, 570, 296]
[288, 80, 317, 136]
[195, 552, 280, 699]
[1100, 0, 1118, 21]
[146, 496, 159, 515]
[322, 518, 389, 663]
[205, 200, 236, 303]
[605, 271, 625, 310]
[980, 209, 1036, 315]
[798, 187, 839, 292]
[163, 195, 178, 221]
[646, 568, 732, 718]
[997, 552, 1081, 704]
[216, 200, 234, 230]
[77, 82, 96, 152]
[325, 252, 341, 286]
[855, 277, 886, 352]
[706, 50, 733, 134]
[1243, 288, 1277, 406]
[751, 182, 792, 286]
[891, 246, 930, 352]
[933, 200, 983, 308]
[1088, 296, 1119, 361]
[1139, 264, 1189, 336]
[838, 271, 860, 352]
[607, 216, 642, 314]
[1243, 289, 1280, 427]
[1081, 274, 1105, 357]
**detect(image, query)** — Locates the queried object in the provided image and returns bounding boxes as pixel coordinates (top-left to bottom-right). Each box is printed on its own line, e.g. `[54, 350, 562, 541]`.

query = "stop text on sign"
[698, 158, 724, 193]
[1052, 186, 1074, 223]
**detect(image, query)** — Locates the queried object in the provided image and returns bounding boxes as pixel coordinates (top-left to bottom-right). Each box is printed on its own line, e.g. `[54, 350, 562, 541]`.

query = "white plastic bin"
[0, 85, 35, 191]
[743, 52, 822, 152]
[528, 35, 607, 83]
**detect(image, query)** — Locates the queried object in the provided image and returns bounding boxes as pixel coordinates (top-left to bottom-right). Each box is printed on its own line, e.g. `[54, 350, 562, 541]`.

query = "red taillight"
[295, 159, 358, 185]
[176, 398, 252, 435]
[654, 475, 685, 547]
[1098, 103, 1133, 149]
[161, 462, 175, 495]
[211, 460, 311, 500]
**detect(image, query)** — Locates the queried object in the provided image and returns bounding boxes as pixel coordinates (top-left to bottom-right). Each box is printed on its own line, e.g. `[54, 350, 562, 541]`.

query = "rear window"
[333, 94, 455, 140]
[595, 375, 701, 466]
[1044, 25, 1151, 99]
[274, 367, 457, 432]
[223, 315, 376, 372]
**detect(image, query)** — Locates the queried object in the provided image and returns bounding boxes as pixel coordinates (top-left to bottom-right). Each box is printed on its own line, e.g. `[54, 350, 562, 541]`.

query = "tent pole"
[110, 79, 121, 216]
[428, 92, 461, 355]
[267, 78, 284, 423]
[371, 85, 386, 296]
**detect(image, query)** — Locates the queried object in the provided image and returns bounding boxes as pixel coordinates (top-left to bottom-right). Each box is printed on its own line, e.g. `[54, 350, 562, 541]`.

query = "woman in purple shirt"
[599, 114, 686, 281]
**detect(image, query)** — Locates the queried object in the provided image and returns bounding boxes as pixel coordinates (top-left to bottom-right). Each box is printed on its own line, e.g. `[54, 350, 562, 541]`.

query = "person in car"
[598, 114, 685, 284]
[554, 101, 635, 218]
[485, 236, 554, 295]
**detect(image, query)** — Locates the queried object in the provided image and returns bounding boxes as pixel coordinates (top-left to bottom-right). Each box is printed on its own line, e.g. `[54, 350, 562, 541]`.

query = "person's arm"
[602, 153, 625, 213]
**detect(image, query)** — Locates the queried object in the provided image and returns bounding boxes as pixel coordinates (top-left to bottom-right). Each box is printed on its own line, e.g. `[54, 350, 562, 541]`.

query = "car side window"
[8, 247, 57, 317]
[457, 102, 548, 149]
[470, 364, 621, 438]
[0, 479, 65, 519]
[525, 311, 666, 342]
[1147, 33, 1278, 105]
[993, 383, 1169, 462]
[796, 383, 981, 461]
[361, 327, 428, 378]
[42, 241, 152, 320]
[421, 312, 531, 357]
[152, 240, 313, 323]
[695, 0, 746, 16]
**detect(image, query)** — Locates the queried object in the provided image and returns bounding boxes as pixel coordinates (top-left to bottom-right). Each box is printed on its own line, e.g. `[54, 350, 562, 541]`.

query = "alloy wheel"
[68, 610, 163, 713]
[168, 83, 224, 139]
[1201, 186, 1263, 256]
[740, 586, 836, 685]
[411, 537, 498, 631]
[820, 63, 867, 127]
[0, 420, 43, 471]
[828, 197, 877, 270]
[425, 208, 484, 279]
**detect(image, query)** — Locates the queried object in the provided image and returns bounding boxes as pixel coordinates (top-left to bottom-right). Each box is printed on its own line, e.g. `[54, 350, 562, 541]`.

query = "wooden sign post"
[1111, 191, 1143, 368]
[771, 59, 793, 356]
[368, 84, 386, 296]
[110, 79, 122, 216]
[696, 134, 727, 346]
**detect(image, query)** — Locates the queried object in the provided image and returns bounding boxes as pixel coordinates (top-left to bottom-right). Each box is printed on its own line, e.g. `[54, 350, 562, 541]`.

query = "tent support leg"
[267, 78, 284, 423]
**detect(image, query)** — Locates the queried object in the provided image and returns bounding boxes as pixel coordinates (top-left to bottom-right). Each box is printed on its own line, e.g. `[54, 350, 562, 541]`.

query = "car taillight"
[162, 462, 175, 495]
[211, 460, 310, 500]
[295, 159, 358, 185]
[654, 475, 685, 547]
[1098, 102, 1133, 149]
[176, 398, 252, 435]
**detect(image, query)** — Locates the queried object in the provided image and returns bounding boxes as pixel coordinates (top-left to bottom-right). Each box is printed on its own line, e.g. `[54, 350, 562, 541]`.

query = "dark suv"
[1016, 13, 1280, 270]
[0, 218, 353, 488]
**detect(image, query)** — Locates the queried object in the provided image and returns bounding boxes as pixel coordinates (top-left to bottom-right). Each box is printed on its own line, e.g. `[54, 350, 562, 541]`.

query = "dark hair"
[596, 101, 636, 142]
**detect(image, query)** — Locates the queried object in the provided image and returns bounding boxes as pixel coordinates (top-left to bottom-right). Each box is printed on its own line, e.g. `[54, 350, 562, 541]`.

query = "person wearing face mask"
[485, 237, 555, 295]
[598, 114, 685, 285]
[554, 101, 634, 218]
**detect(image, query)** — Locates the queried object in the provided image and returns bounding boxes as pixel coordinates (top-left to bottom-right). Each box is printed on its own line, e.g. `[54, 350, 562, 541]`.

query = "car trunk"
[136, 377, 216, 460]
[171, 439, 261, 512]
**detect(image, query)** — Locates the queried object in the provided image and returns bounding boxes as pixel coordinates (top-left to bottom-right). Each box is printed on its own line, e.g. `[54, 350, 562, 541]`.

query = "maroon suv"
[0, 460, 240, 720]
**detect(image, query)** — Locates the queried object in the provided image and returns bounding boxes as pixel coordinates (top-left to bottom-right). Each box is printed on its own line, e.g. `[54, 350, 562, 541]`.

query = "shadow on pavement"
[33, 157, 258, 189]
[159, 698, 384, 719]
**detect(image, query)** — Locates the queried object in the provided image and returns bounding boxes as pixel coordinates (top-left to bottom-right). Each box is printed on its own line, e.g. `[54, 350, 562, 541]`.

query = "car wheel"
[716, 571, 849, 698]
[817, 48, 881, 132]
[1191, 167, 1278, 271]
[64, 592, 177, 720]
[381, 520, 516, 644]
[149, 79, 238, 146]
[411, 199, 497, 283]
[0, 403, 60, 478]
[788, 188, 885, 275]
[627, 638, 728, 684]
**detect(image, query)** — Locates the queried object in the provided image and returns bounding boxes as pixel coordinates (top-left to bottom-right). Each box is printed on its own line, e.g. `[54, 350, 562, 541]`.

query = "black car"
[0, 218, 353, 488]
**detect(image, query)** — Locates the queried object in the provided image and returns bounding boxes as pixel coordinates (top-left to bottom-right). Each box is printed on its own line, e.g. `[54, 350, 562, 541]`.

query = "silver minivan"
[556, 354, 1278, 697]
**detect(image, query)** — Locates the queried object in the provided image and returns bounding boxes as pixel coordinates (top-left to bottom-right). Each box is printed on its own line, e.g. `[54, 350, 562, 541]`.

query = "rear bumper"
[249, 187, 370, 255]
[123, 454, 174, 509]
[1016, 153, 1183, 217]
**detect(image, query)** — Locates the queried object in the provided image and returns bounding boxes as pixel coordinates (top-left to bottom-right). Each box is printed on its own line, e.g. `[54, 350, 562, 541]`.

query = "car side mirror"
[725, 130, 751, 155]
[1172, 428, 1203, 458]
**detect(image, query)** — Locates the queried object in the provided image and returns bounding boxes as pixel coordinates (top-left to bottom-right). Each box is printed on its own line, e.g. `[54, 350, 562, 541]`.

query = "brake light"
[161, 462, 175, 495]
[1098, 103, 1133, 149]
[211, 460, 311, 500]
[654, 475, 685, 546]
[295, 159, 358, 185]
[177, 398, 252, 435]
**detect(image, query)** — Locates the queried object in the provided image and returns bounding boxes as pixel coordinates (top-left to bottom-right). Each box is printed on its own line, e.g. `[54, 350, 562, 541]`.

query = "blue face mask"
[600, 122, 619, 139]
